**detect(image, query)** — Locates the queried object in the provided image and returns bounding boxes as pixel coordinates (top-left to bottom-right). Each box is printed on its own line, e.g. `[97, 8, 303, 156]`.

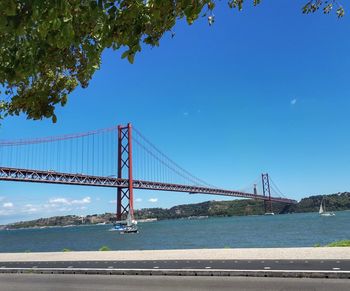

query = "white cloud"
[109, 200, 117, 204]
[71, 197, 91, 205]
[0, 197, 5, 202]
[0, 196, 92, 218]
[290, 98, 297, 105]
[49, 196, 91, 206]
[0, 201, 15, 216]
[135, 198, 142, 203]
[148, 198, 158, 203]
[23, 204, 39, 213]
[0, 209, 13, 216]
[49, 198, 69, 205]
[3, 202, 13, 208]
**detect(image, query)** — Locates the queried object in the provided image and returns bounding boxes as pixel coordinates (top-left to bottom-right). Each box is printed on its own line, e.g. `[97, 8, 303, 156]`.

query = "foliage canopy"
[0, 0, 344, 122]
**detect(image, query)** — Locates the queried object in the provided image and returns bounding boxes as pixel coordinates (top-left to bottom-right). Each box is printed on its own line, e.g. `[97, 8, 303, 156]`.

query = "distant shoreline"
[1, 210, 348, 231]
[2, 192, 350, 230]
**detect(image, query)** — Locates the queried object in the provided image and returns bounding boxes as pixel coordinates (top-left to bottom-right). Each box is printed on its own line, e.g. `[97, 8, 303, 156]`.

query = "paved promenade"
[0, 247, 349, 262]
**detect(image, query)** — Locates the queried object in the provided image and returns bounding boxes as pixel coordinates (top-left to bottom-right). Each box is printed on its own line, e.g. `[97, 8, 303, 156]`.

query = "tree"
[0, 0, 345, 123]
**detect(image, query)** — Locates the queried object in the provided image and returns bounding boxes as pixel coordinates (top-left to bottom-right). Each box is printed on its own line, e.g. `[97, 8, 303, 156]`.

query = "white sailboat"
[110, 212, 138, 233]
[319, 199, 335, 217]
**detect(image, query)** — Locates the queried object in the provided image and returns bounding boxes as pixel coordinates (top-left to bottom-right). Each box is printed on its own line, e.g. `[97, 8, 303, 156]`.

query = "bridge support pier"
[116, 123, 134, 221]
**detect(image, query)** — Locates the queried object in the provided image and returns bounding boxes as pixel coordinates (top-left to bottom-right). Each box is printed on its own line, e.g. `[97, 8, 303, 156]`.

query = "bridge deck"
[0, 167, 296, 204]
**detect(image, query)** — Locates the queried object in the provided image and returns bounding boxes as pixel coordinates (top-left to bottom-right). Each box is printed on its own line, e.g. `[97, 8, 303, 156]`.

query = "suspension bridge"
[0, 123, 296, 220]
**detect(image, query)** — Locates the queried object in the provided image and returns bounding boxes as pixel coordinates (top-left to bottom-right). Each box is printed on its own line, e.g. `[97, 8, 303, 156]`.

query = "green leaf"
[52, 18, 62, 30]
[4, 1, 17, 16]
[121, 50, 129, 59]
[127, 53, 134, 64]
[62, 23, 75, 41]
[61, 95, 68, 106]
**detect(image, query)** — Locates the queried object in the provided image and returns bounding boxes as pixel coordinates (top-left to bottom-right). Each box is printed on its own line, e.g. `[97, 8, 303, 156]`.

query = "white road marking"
[153, 266, 159, 269]
[264, 267, 271, 270]
[205, 267, 211, 269]
[108, 266, 114, 269]
[333, 267, 341, 270]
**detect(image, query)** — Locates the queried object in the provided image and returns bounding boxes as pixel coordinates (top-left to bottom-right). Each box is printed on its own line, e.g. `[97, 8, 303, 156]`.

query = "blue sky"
[1, 1, 350, 224]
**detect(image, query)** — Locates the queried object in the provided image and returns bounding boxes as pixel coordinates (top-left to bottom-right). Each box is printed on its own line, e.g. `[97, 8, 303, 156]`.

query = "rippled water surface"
[1, 211, 350, 252]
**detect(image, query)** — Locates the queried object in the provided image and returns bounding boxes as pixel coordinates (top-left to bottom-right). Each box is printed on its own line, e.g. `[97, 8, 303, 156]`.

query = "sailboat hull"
[320, 212, 335, 217]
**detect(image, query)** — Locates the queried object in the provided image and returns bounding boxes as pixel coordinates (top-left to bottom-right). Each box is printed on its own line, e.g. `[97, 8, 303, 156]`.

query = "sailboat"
[110, 213, 138, 233]
[319, 198, 335, 217]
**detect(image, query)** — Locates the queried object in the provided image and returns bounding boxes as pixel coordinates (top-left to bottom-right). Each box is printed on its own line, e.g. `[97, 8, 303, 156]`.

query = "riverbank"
[1, 247, 350, 262]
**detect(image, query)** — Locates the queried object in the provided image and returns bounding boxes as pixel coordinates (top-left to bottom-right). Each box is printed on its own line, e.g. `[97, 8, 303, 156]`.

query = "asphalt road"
[1, 259, 349, 271]
[0, 273, 349, 291]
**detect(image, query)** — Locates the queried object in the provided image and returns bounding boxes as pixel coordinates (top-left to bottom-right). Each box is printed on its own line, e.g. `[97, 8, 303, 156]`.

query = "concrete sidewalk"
[0, 247, 349, 262]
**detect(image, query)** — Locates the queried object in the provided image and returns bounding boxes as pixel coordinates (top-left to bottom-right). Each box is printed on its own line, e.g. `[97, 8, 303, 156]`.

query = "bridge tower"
[116, 123, 134, 221]
[261, 173, 273, 214]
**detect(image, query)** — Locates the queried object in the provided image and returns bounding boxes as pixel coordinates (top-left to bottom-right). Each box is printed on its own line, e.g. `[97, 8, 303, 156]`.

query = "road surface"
[1, 259, 350, 272]
[0, 273, 349, 291]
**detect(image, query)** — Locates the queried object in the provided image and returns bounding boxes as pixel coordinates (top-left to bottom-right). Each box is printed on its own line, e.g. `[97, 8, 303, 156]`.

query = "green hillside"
[4, 192, 350, 229]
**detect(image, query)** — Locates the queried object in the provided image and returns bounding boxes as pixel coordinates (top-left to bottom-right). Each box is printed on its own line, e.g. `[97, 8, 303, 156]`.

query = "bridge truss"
[0, 123, 297, 220]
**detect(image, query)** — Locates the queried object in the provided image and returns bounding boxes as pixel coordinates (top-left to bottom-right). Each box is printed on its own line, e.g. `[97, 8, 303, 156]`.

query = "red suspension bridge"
[0, 123, 296, 220]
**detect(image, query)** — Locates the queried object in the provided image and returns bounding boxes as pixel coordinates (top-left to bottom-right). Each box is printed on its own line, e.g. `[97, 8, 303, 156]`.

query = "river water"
[1, 211, 350, 253]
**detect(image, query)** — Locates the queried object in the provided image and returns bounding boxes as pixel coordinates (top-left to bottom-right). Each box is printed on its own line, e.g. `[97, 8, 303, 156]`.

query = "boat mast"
[323, 199, 326, 212]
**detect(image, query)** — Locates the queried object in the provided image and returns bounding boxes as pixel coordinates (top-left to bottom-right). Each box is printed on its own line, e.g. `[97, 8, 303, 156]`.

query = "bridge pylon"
[116, 123, 134, 221]
[262, 173, 273, 214]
